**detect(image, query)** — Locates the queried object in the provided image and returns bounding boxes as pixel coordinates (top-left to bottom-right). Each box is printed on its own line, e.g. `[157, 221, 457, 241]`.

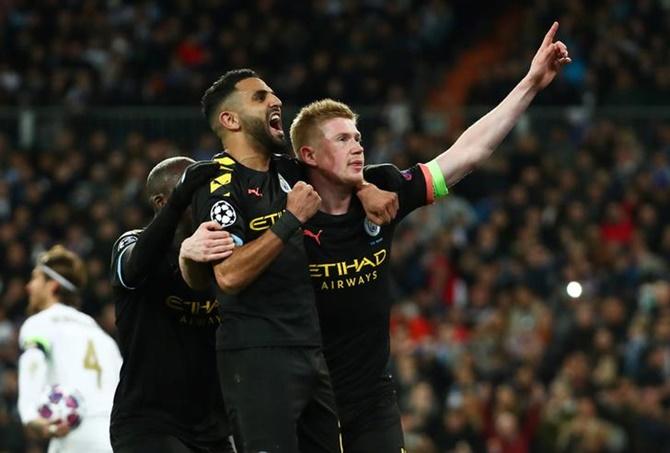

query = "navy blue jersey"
[110, 230, 229, 444]
[304, 163, 434, 404]
[191, 152, 321, 350]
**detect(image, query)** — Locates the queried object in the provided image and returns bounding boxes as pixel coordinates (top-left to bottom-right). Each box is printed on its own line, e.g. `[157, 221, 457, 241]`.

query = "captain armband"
[426, 159, 449, 200]
[21, 336, 51, 357]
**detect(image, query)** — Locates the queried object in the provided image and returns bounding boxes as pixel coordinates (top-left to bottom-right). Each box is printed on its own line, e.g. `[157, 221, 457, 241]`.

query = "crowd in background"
[1, 0, 481, 109]
[468, 0, 670, 107]
[2, 0, 670, 452]
[2, 0, 668, 110]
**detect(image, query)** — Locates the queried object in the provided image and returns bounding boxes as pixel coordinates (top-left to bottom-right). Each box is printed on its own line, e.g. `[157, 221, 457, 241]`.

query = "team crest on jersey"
[117, 234, 138, 252]
[401, 169, 413, 181]
[210, 200, 236, 228]
[278, 173, 291, 193]
[363, 218, 381, 237]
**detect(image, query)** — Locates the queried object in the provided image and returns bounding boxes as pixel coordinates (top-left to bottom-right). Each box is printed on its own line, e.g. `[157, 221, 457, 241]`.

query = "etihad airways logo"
[165, 296, 222, 326]
[309, 249, 387, 278]
[249, 210, 285, 231]
[310, 249, 388, 291]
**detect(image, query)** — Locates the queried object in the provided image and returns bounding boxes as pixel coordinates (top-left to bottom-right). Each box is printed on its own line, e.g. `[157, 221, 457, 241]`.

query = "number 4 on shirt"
[83, 339, 102, 388]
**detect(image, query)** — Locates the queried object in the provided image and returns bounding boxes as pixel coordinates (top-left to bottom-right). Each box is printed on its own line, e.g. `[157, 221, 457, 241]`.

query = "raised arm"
[212, 181, 320, 295]
[119, 161, 220, 287]
[432, 21, 571, 188]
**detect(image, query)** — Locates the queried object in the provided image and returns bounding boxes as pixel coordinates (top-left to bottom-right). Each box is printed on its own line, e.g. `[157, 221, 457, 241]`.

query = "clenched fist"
[286, 181, 321, 223]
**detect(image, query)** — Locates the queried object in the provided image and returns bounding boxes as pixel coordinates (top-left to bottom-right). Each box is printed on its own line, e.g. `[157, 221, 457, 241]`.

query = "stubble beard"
[240, 114, 288, 155]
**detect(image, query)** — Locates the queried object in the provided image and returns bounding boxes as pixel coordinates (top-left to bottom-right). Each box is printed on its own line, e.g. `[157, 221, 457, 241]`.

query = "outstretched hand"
[526, 21, 571, 90]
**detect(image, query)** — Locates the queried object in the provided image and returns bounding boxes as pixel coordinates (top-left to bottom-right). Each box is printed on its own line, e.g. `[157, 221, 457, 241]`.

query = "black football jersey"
[303, 163, 434, 404]
[110, 230, 228, 444]
[191, 152, 321, 350]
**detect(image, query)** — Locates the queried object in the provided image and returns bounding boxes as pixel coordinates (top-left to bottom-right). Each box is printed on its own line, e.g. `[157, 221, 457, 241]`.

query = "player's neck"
[309, 170, 353, 215]
[41, 298, 59, 312]
[224, 135, 270, 172]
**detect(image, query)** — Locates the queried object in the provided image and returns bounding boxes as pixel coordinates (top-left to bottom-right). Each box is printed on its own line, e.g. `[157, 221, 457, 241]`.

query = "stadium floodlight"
[566, 281, 583, 298]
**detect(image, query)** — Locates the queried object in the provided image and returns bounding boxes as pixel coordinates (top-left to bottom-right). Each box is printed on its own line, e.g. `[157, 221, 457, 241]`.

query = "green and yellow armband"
[426, 159, 449, 200]
[22, 335, 52, 357]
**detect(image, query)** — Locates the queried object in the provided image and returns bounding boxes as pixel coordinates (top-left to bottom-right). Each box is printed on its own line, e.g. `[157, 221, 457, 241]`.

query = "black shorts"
[217, 346, 341, 453]
[338, 390, 404, 453]
[112, 432, 235, 453]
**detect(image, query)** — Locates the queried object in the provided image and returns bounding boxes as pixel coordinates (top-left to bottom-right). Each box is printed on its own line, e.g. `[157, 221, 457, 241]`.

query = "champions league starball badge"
[278, 173, 291, 193]
[363, 218, 381, 237]
[210, 200, 236, 228]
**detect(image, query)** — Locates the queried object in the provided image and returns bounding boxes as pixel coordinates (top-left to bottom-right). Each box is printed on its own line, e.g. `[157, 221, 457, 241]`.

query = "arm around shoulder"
[179, 220, 235, 290]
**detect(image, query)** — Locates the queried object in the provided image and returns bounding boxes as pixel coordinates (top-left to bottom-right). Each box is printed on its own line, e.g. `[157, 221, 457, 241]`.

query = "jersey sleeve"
[18, 316, 53, 422]
[192, 156, 247, 247]
[364, 163, 442, 221]
[110, 230, 141, 290]
[18, 347, 48, 424]
[18, 316, 52, 357]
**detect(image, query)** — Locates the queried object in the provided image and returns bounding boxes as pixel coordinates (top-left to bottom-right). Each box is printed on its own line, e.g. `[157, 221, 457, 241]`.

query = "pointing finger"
[542, 21, 559, 47]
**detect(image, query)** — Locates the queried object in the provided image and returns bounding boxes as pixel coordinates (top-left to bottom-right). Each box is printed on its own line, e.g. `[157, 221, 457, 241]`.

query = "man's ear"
[151, 193, 166, 210]
[45, 279, 59, 296]
[219, 110, 241, 132]
[299, 145, 317, 167]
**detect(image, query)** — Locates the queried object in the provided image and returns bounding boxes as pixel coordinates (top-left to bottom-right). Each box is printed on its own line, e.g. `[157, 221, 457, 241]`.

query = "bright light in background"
[566, 281, 583, 298]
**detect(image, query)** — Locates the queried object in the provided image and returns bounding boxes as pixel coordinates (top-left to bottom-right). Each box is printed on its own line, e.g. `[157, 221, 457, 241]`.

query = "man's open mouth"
[268, 110, 283, 135]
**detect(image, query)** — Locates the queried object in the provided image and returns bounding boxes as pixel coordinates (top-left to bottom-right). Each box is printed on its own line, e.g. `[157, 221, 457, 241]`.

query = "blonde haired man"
[183, 69, 395, 452]
[289, 22, 570, 452]
[18, 245, 122, 453]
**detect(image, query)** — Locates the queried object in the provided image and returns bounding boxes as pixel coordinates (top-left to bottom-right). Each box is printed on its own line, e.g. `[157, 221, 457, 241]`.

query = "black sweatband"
[270, 211, 302, 243]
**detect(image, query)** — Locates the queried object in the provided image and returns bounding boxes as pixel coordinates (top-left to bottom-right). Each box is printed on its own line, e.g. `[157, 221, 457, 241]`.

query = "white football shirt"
[18, 303, 122, 453]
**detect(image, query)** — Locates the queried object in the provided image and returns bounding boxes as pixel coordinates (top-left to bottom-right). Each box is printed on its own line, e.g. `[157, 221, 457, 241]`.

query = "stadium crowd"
[1, 0, 472, 109]
[2, 0, 670, 452]
[2, 0, 668, 110]
[468, 0, 670, 107]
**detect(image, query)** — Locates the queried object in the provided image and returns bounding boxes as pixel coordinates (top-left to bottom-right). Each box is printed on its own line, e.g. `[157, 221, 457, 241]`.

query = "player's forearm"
[214, 211, 302, 294]
[436, 76, 539, 187]
[123, 200, 183, 285]
[213, 230, 286, 294]
[179, 255, 211, 291]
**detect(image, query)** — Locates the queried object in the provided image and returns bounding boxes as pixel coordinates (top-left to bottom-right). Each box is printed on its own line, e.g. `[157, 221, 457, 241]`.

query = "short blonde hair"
[290, 99, 358, 159]
[38, 245, 87, 308]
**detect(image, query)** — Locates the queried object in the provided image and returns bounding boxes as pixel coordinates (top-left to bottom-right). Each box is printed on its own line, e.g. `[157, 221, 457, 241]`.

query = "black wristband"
[270, 211, 302, 243]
